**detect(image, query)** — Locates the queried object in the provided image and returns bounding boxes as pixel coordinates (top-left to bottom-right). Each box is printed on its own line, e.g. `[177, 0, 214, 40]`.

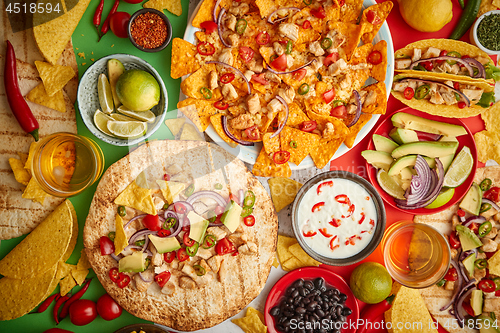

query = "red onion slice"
[129, 229, 156, 245]
[270, 95, 289, 139]
[453, 283, 476, 328]
[213, 0, 222, 22]
[221, 115, 255, 146]
[238, 189, 244, 206]
[217, 8, 232, 48]
[346, 90, 362, 128]
[409, 56, 475, 77]
[186, 190, 228, 207]
[406, 155, 433, 205]
[265, 59, 316, 75]
[398, 78, 471, 108]
[461, 57, 486, 79]
[267, 7, 300, 24]
[124, 214, 146, 229]
[138, 272, 153, 283]
[206, 61, 251, 95]
[440, 260, 464, 311]
[463, 215, 486, 227]
[481, 198, 500, 212]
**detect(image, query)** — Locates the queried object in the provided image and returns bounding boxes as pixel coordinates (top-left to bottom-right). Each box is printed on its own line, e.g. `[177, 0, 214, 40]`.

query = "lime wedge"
[107, 120, 147, 138]
[376, 169, 406, 200]
[443, 146, 473, 188]
[110, 113, 137, 122]
[425, 187, 455, 209]
[98, 73, 114, 114]
[93, 109, 114, 136]
[117, 105, 156, 123]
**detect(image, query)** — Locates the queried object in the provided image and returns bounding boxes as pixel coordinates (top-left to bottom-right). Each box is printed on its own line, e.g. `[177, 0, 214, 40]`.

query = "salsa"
[477, 13, 500, 51]
[130, 12, 168, 49]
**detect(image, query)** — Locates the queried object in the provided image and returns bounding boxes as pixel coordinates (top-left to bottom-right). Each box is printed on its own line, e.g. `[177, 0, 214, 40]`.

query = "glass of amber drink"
[31, 133, 104, 197]
[382, 221, 451, 288]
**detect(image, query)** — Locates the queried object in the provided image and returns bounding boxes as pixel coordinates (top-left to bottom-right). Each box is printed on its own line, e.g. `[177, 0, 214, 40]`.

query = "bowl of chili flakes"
[128, 8, 172, 53]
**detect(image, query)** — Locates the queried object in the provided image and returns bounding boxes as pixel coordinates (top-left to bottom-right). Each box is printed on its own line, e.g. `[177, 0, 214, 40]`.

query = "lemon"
[93, 109, 114, 136]
[107, 121, 147, 139]
[426, 187, 455, 209]
[110, 113, 137, 122]
[397, 0, 453, 32]
[117, 105, 156, 123]
[116, 69, 160, 111]
[443, 146, 473, 188]
[350, 262, 392, 304]
[98, 73, 114, 114]
[377, 169, 406, 200]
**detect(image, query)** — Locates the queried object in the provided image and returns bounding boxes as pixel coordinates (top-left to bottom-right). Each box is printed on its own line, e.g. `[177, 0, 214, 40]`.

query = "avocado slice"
[107, 58, 125, 107]
[471, 289, 484, 316]
[187, 211, 209, 243]
[373, 134, 399, 154]
[438, 136, 458, 142]
[221, 200, 243, 233]
[439, 154, 455, 173]
[462, 252, 476, 279]
[459, 183, 482, 215]
[400, 167, 414, 180]
[391, 112, 467, 137]
[148, 234, 181, 254]
[456, 224, 483, 251]
[389, 128, 419, 145]
[361, 150, 394, 172]
[388, 154, 436, 176]
[391, 141, 459, 159]
[478, 313, 500, 333]
[119, 251, 147, 273]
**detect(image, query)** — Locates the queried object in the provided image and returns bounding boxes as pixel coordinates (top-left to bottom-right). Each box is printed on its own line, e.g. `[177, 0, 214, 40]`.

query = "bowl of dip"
[292, 171, 386, 266]
[128, 8, 172, 53]
[471, 10, 500, 55]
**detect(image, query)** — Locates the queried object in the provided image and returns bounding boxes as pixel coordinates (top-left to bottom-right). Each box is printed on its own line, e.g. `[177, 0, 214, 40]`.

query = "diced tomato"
[312, 202, 325, 212]
[366, 10, 382, 25]
[302, 20, 311, 29]
[239, 46, 254, 63]
[163, 173, 170, 181]
[142, 215, 161, 231]
[422, 61, 433, 71]
[220, 73, 235, 84]
[109, 267, 120, 283]
[311, 6, 326, 19]
[486, 251, 496, 259]
[468, 222, 479, 234]
[293, 68, 307, 81]
[319, 228, 333, 238]
[270, 54, 287, 72]
[358, 212, 366, 225]
[457, 209, 466, 217]
[116, 273, 130, 288]
[485, 187, 500, 202]
[449, 232, 461, 249]
[368, 50, 382, 65]
[453, 82, 460, 90]
[244, 125, 260, 140]
[342, 204, 355, 218]
[157, 229, 171, 237]
[243, 215, 255, 227]
[303, 230, 317, 237]
[444, 267, 458, 282]
[329, 218, 341, 228]
[324, 52, 339, 66]
[255, 31, 270, 45]
[323, 88, 335, 104]
[252, 73, 270, 85]
[164, 251, 175, 263]
[458, 101, 466, 109]
[154, 271, 171, 288]
[214, 100, 229, 110]
[215, 237, 236, 255]
[403, 87, 414, 100]
[479, 279, 496, 293]
[437, 50, 448, 64]
[182, 225, 190, 232]
[100, 236, 115, 256]
[329, 235, 338, 250]
[177, 248, 189, 261]
[462, 301, 475, 317]
[299, 121, 317, 132]
[317, 180, 334, 195]
[183, 232, 196, 247]
[330, 105, 347, 118]
[174, 203, 187, 214]
[200, 21, 218, 34]
[495, 289, 500, 296]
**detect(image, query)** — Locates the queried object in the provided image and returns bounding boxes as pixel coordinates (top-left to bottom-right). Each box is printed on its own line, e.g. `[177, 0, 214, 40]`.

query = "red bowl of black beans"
[265, 267, 359, 333]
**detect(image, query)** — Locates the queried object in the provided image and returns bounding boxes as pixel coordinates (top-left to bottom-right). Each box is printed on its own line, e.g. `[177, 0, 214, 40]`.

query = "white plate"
[181, 0, 394, 169]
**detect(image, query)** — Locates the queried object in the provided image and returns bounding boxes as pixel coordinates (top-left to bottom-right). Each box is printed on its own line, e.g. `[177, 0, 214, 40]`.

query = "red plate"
[264, 267, 360, 333]
[366, 107, 478, 215]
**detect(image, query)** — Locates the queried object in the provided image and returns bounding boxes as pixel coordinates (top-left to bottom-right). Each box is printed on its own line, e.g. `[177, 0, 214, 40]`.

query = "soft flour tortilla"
[83, 140, 278, 331]
[0, 14, 78, 240]
[415, 166, 500, 333]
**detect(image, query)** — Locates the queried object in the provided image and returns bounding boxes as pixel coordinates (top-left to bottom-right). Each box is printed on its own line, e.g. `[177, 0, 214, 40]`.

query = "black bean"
[279, 316, 288, 324]
[314, 277, 325, 289]
[318, 329, 326, 333]
[296, 307, 306, 314]
[312, 313, 320, 321]
[283, 320, 291, 328]
[312, 289, 321, 296]
[276, 324, 285, 331]
[307, 302, 318, 311]
[325, 289, 334, 297]
[332, 288, 339, 295]
[322, 303, 329, 311]
[293, 315, 302, 321]
[316, 309, 325, 318]
[320, 286, 327, 292]
[306, 329, 313, 333]
[284, 310, 294, 317]
[304, 281, 314, 290]
[324, 314, 331, 321]
[338, 293, 347, 303]
[284, 326, 290, 332]
[336, 305, 342, 317]
[298, 328, 306, 333]
[315, 295, 322, 302]
[291, 290, 300, 298]
[270, 306, 280, 317]
[339, 315, 346, 322]
[299, 287, 307, 297]
[341, 307, 352, 316]
[332, 295, 340, 302]
[286, 287, 296, 296]
[294, 279, 304, 288]
[303, 297, 311, 305]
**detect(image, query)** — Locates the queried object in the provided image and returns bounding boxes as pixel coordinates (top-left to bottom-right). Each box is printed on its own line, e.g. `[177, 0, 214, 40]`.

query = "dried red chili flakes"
[130, 12, 168, 49]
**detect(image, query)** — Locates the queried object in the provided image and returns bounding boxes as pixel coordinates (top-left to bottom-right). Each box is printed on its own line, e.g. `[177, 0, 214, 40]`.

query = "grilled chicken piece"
[395, 58, 411, 70]
[248, 59, 263, 73]
[227, 34, 239, 47]
[207, 255, 222, 273]
[412, 48, 421, 62]
[267, 98, 283, 113]
[309, 41, 325, 57]
[278, 23, 299, 41]
[481, 238, 498, 252]
[322, 123, 335, 140]
[196, 247, 213, 260]
[247, 94, 261, 114]
[222, 83, 238, 100]
[206, 227, 227, 241]
[134, 270, 154, 292]
[422, 47, 441, 58]
[225, 14, 237, 31]
[462, 89, 483, 102]
[238, 241, 257, 255]
[209, 71, 218, 90]
[179, 276, 196, 289]
[273, 42, 284, 56]
[363, 90, 377, 107]
[161, 281, 176, 295]
[218, 48, 233, 66]
[218, 258, 228, 281]
[429, 91, 445, 105]
[228, 2, 249, 16]
[230, 114, 254, 130]
[278, 87, 295, 104]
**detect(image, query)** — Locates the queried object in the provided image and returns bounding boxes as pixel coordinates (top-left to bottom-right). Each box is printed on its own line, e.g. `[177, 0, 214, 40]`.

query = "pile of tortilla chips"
[474, 104, 500, 164]
[173, 0, 392, 176]
[277, 235, 320, 271]
[0, 200, 89, 320]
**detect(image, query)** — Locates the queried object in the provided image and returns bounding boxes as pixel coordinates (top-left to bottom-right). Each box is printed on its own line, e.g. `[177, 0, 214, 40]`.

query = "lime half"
[93, 109, 114, 136]
[443, 146, 473, 188]
[117, 105, 156, 123]
[98, 73, 114, 114]
[107, 120, 147, 138]
[376, 169, 406, 200]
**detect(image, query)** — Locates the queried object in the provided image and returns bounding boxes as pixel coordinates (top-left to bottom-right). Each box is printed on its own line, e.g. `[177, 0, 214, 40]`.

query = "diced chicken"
[347, 104, 357, 114]
[166, 163, 182, 175]
[450, 248, 459, 261]
[199, 259, 212, 273]
[153, 196, 165, 211]
[134, 271, 153, 292]
[278, 87, 295, 104]
[265, 72, 281, 83]
[209, 71, 218, 90]
[309, 41, 325, 56]
[310, 58, 323, 72]
[328, 58, 347, 77]
[161, 281, 176, 295]
[476, 56, 491, 65]
[481, 238, 498, 252]
[444, 80, 454, 88]
[168, 258, 179, 270]
[218, 48, 233, 66]
[196, 247, 213, 260]
[474, 267, 487, 280]
[482, 208, 499, 219]
[423, 47, 441, 58]
[484, 227, 498, 239]
[286, 55, 294, 68]
[395, 58, 411, 70]
[408, 80, 417, 90]
[179, 276, 196, 289]
[477, 252, 487, 260]
[238, 241, 258, 255]
[449, 64, 460, 75]
[230, 114, 254, 129]
[429, 91, 445, 105]
[155, 264, 169, 274]
[462, 89, 484, 102]
[228, 232, 248, 245]
[392, 81, 409, 92]
[247, 94, 261, 114]
[441, 92, 457, 105]
[248, 59, 264, 73]
[222, 83, 238, 100]
[225, 14, 237, 31]
[412, 49, 421, 62]
[207, 255, 222, 273]
[206, 227, 227, 241]
[339, 75, 352, 90]
[322, 122, 335, 140]
[151, 252, 163, 267]
[218, 258, 228, 281]
[429, 83, 438, 93]
[444, 280, 455, 291]
[228, 2, 249, 16]
[363, 90, 377, 107]
[227, 33, 239, 47]
[356, 89, 368, 104]
[267, 98, 283, 114]
[278, 23, 299, 41]
[182, 264, 198, 280]
[452, 214, 460, 229]
[273, 42, 284, 56]
[484, 297, 500, 313]
[244, 70, 255, 82]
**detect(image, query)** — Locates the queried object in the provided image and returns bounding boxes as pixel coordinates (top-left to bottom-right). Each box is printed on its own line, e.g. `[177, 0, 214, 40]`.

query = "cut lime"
[425, 187, 455, 209]
[117, 105, 156, 123]
[443, 146, 473, 188]
[98, 73, 114, 114]
[107, 121, 147, 138]
[376, 169, 406, 200]
[93, 109, 114, 136]
[110, 113, 137, 122]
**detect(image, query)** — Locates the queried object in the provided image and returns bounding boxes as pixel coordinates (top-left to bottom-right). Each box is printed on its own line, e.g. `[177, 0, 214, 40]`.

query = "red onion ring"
[453, 283, 476, 328]
[213, 0, 222, 22]
[186, 190, 228, 207]
[217, 8, 232, 48]
[409, 56, 475, 77]
[346, 90, 361, 128]
[124, 214, 146, 229]
[265, 59, 316, 75]
[464, 216, 486, 227]
[123, 245, 153, 257]
[462, 57, 486, 79]
[238, 189, 244, 206]
[267, 7, 300, 24]
[440, 260, 464, 311]
[270, 95, 289, 139]
[406, 155, 433, 205]
[398, 78, 471, 108]
[206, 61, 251, 94]
[221, 115, 255, 146]
[138, 272, 153, 283]
[129, 229, 156, 245]
[481, 198, 500, 212]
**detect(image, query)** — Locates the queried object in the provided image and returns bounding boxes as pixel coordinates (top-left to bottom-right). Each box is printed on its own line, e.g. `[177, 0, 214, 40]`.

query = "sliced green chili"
[446, 51, 461, 65]
[298, 83, 310, 95]
[163, 217, 177, 230]
[475, 258, 488, 270]
[214, 183, 223, 190]
[236, 19, 247, 35]
[493, 277, 500, 290]
[290, 140, 298, 148]
[200, 87, 213, 100]
[436, 279, 446, 287]
[270, 54, 278, 62]
[108, 232, 116, 242]
[185, 184, 195, 197]
[303, 0, 312, 4]
[117, 206, 126, 217]
[321, 37, 332, 50]
[480, 203, 492, 214]
[202, 234, 217, 249]
[244, 190, 256, 208]
[241, 206, 254, 217]
[163, 203, 170, 210]
[194, 264, 206, 276]
[414, 85, 431, 100]
[135, 239, 146, 247]
[207, 211, 217, 224]
[481, 178, 493, 192]
[395, 54, 411, 59]
[454, 92, 460, 101]
[285, 40, 293, 54]
[413, 64, 427, 71]
[479, 221, 493, 237]
[333, 100, 346, 107]
[144, 257, 151, 270]
[186, 242, 199, 257]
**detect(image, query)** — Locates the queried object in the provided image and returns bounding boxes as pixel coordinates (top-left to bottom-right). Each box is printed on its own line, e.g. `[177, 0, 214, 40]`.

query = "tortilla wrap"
[83, 140, 278, 331]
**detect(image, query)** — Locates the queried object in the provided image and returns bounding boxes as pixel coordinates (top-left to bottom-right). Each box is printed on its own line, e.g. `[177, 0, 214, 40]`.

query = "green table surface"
[0, 0, 192, 331]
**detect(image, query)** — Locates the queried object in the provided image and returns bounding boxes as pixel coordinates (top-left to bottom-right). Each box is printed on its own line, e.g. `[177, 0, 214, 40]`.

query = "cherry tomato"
[366, 10, 382, 25]
[273, 151, 290, 164]
[367, 50, 382, 65]
[122, 0, 143, 3]
[154, 271, 171, 288]
[164, 251, 176, 263]
[69, 299, 97, 326]
[457, 101, 466, 109]
[323, 88, 335, 104]
[244, 125, 260, 140]
[270, 54, 287, 71]
[243, 215, 255, 227]
[324, 52, 339, 66]
[239, 46, 254, 63]
[449, 232, 461, 249]
[422, 61, 433, 71]
[42, 329, 75, 333]
[177, 248, 189, 261]
[220, 73, 235, 84]
[214, 100, 229, 110]
[215, 237, 236, 255]
[100, 236, 114, 255]
[142, 214, 161, 231]
[109, 267, 120, 283]
[403, 87, 414, 100]
[302, 20, 311, 29]
[256, 31, 270, 45]
[468, 222, 479, 234]
[293, 68, 307, 81]
[485, 187, 500, 202]
[444, 267, 458, 282]
[299, 121, 317, 132]
[96, 293, 122, 321]
[157, 229, 171, 237]
[200, 20, 218, 34]
[330, 105, 346, 118]
[109, 12, 131, 39]
[174, 202, 187, 214]
[251, 73, 269, 85]
[311, 6, 326, 19]
[116, 273, 131, 288]
[183, 232, 196, 247]
[479, 279, 496, 293]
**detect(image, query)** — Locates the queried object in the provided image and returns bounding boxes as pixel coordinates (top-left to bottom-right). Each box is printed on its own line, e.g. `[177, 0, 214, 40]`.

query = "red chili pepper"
[335, 194, 351, 206]
[197, 42, 216, 56]
[93, 0, 105, 39]
[357, 295, 395, 333]
[302, 230, 317, 237]
[317, 180, 333, 195]
[312, 202, 325, 212]
[342, 204, 355, 218]
[319, 228, 333, 238]
[59, 279, 92, 321]
[358, 212, 366, 225]
[214, 100, 229, 110]
[4, 41, 39, 141]
[32, 293, 59, 314]
[345, 235, 361, 245]
[329, 236, 339, 251]
[99, 0, 120, 42]
[329, 218, 341, 227]
[479, 279, 496, 293]
[53, 293, 71, 325]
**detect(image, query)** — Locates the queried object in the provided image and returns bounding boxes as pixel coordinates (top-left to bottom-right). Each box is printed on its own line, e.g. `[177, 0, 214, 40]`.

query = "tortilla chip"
[268, 177, 302, 212]
[156, 180, 186, 204]
[210, 114, 238, 147]
[370, 40, 388, 82]
[0, 200, 72, 279]
[22, 177, 48, 205]
[255, 0, 277, 18]
[34, 61, 75, 97]
[71, 269, 89, 286]
[252, 147, 291, 178]
[474, 130, 500, 164]
[280, 126, 320, 165]
[143, 0, 182, 16]
[276, 235, 297, 265]
[344, 114, 372, 148]
[114, 214, 129, 255]
[286, 103, 310, 127]
[262, 133, 280, 155]
[328, 21, 362, 61]
[246, 307, 265, 325]
[360, 1, 393, 44]
[362, 82, 387, 114]
[62, 200, 78, 262]
[310, 138, 343, 169]
[170, 38, 201, 79]
[9, 157, 31, 186]
[114, 180, 157, 215]
[24, 141, 38, 170]
[76, 249, 92, 271]
[165, 118, 186, 136]
[231, 311, 267, 333]
[17, 152, 28, 165]
[338, 0, 364, 24]
[281, 256, 303, 272]
[307, 111, 349, 139]
[56, 262, 76, 280]
[177, 98, 219, 132]
[192, 0, 230, 28]
[482, 102, 500, 132]
[180, 123, 204, 141]
[181, 64, 221, 100]
[26, 83, 66, 113]
[288, 243, 320, 267]
[0, 265, 57, 320]
[272, 257, 279, 268]
[59, 275, 77, 296]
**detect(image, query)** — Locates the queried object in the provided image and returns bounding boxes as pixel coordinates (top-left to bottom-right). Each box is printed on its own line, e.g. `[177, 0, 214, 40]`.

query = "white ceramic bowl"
[77, 54, 168, 146]
[471, 10, 500, 56]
